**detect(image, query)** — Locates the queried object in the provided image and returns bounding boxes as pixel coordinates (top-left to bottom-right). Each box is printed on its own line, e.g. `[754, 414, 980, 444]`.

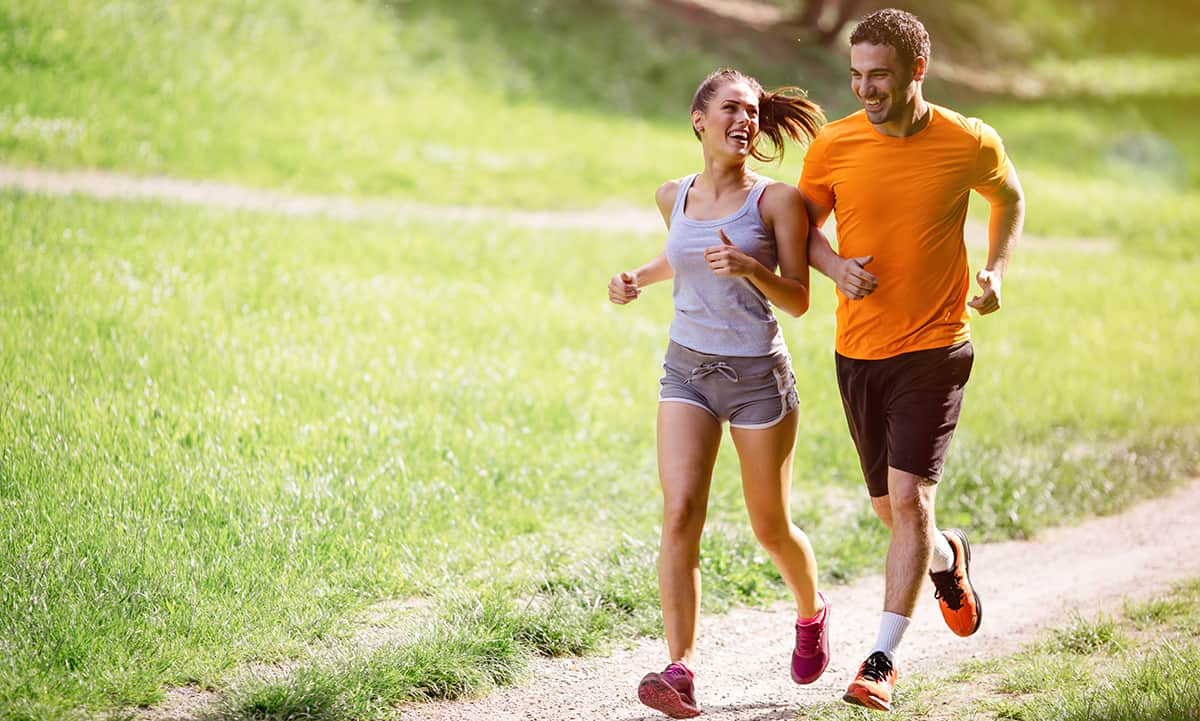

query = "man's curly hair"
[849, 9, 931, 71]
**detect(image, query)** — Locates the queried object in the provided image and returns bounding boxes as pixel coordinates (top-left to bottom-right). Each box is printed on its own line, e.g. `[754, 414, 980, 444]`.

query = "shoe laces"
[795, 618, 824, 655]
[859, 651, 894, 683]
[662, 663, 692, 685]
[930, 568, 966, 610]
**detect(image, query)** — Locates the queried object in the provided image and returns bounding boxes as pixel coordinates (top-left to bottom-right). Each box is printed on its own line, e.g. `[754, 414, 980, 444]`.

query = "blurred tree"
[784, 0, 880, 46]
[782, 0, 1055, 65]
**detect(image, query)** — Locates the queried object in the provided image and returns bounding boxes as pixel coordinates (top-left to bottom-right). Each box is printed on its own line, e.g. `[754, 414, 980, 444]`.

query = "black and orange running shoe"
[843, 651, 897, 711]
[929, 528, 982, 637]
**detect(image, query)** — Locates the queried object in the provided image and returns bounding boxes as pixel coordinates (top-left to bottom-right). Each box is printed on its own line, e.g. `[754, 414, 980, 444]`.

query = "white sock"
[929, 529, 954, 573]
[871, 612, 910, 662]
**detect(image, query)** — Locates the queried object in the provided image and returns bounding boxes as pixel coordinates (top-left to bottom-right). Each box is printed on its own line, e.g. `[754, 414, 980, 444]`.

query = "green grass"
[0, 0, 826, 208]
[974, 580, 1200, 721]
[1, 189, 1198, 719]
[4, 0, 1198, 257]
[964, 90, 1200, 259]
[216, 595, 531, 721]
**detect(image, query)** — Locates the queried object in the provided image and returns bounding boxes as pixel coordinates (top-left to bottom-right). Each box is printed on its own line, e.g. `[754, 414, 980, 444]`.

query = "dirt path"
[398, 477, 1200, 721]
[2, 165, 1022, 251]
[0, 165, 664, 234]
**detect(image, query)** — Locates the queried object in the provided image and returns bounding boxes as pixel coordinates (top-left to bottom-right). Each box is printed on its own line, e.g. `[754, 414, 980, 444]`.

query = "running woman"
[609, 68, 828, 719]
[799, 9, 1026, 712]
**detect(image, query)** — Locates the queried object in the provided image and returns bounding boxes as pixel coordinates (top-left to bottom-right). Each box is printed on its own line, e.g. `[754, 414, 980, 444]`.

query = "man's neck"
[874, 94, 931, 138]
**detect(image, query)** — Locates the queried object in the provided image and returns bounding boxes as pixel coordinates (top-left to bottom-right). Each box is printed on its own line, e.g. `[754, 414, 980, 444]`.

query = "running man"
[798, 8, 1026, 712]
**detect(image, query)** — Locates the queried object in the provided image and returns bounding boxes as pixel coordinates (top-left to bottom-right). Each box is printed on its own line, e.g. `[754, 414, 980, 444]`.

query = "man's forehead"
[850, 42, 901, 68]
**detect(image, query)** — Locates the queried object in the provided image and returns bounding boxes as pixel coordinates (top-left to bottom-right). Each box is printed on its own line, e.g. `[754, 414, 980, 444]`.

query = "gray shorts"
[659, 341, 799, 429]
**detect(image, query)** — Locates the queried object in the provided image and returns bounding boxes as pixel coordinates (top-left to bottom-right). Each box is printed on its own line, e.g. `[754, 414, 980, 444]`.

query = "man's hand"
[968, 269, 1002, 314]
[836, 255, 877, 300]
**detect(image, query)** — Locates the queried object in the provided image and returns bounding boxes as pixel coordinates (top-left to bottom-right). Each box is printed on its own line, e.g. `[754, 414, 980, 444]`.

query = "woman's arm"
[702, 183, 810, 317]
[608, 180, 679, 304]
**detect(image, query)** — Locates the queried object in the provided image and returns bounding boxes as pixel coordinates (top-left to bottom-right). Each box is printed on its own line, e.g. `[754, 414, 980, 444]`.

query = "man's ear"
[911, 56, 928, 82]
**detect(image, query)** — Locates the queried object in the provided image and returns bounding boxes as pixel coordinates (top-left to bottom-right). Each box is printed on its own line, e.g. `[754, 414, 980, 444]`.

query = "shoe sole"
[791, 653, 830, 685]
[843, 688, 891, 712]
[638, 676, 701, 719]
[791, 664, 828, 685]
[948, 528, 983, 636]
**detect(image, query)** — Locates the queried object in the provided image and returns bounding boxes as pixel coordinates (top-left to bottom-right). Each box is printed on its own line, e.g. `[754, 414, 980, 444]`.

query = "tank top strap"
[746, 176, 771, 212]
[670, 173, 699, 222]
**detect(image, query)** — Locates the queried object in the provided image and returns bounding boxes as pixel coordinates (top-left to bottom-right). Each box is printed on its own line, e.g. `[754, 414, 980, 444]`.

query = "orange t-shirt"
[800, 104, 1011, 360]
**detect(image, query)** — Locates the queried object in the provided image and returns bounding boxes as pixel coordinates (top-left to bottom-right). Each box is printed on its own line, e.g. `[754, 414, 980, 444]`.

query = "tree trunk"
[817, 0, 870, 46]
[792, 0, 827, 30]
[788, 0, 871, 46]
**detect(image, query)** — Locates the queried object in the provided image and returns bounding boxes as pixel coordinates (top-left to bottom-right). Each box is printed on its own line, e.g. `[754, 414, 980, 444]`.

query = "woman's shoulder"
[656, 176, 684, 198]
[759, 179, 804, 205]
[758, 180, 807, 225]
[655, 175, 691, 214]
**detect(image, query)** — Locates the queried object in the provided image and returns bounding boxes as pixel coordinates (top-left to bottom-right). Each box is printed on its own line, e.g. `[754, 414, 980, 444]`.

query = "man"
[799, 8, 1025, 712]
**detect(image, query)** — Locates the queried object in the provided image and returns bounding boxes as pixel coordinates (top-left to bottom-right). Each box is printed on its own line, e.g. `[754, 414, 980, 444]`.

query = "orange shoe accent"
[842, 651, 897, 712]
[929, 528, 982, 637]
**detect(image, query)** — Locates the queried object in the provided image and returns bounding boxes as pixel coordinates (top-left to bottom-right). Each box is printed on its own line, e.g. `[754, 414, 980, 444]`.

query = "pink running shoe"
[791, 592, 830, 684]
[637, 662, 700, 719]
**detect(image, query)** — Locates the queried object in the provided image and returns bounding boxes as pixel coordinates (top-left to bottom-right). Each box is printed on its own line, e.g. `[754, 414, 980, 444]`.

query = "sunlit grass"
[1030, 56, 1200, 98]
[973, 581, 1200, 721]
[964, 80, 1200, 258]
[4, 0, 1196, 260]
[0, 0, 816, 208]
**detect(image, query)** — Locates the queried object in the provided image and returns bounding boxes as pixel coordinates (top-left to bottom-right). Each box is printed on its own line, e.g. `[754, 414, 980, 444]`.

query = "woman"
[608, 68, 828, 719]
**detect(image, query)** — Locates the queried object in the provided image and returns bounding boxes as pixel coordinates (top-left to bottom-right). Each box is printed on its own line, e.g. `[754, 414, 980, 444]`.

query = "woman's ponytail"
[754, 88, 824, 163]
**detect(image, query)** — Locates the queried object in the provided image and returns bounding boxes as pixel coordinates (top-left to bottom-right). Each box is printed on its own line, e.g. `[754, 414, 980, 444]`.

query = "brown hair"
[850, 9, 931, 72]
[690, 68, 824, 163]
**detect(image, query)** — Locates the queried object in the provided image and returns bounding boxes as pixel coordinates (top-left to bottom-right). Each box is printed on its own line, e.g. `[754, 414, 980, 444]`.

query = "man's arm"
[802, 196, 878, 300]
[969, 166, 1025, 315]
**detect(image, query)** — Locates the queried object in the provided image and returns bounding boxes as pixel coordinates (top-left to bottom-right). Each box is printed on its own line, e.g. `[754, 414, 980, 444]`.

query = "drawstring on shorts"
[688, 361, 739, 384]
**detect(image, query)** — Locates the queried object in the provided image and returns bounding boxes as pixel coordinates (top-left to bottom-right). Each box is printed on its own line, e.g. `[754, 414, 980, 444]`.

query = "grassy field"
[0, 0, 826, 208]
[2, 1, 1199, 719]
[966, 68, 1200, 260]
[800, 578, 1200, 721]
[5, 0, 1199, 256]
[1, 188, 1197, 719]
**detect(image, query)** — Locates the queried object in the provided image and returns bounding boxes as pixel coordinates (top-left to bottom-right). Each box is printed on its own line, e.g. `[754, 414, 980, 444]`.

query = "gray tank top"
[666, 173, 786, 357]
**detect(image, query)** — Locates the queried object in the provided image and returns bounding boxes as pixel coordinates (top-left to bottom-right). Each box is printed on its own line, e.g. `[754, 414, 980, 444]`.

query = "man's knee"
[887, 470, 936, 520]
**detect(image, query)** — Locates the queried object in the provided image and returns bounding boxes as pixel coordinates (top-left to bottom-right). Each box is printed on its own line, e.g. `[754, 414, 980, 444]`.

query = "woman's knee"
[748, 512, 795, 552]
[662, 497, 708, 540]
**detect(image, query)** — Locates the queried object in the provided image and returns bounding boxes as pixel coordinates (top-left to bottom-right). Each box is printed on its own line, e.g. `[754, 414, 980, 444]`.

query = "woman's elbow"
[782, 293, 810, 318]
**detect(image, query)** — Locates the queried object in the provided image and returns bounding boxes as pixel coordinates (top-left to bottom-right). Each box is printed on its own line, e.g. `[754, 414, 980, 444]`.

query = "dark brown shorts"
[835, 341, 974, 497]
